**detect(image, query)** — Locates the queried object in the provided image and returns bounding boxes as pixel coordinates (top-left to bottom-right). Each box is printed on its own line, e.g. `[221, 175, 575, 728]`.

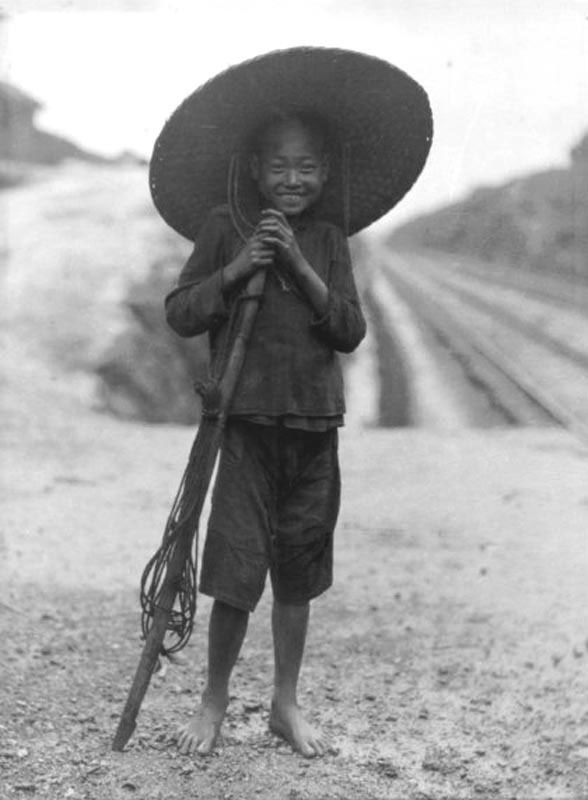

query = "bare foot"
[175, 691, 228, 756]
[269, 701, 327, 758]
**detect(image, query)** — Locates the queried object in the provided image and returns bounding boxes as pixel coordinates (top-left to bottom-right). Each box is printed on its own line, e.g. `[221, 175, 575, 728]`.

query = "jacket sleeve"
[164, 210, 232, 338]
[309, 229, 367, 353]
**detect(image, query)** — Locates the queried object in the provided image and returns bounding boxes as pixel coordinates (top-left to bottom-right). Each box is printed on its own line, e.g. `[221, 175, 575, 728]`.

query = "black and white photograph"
[1, 1, 587, 798]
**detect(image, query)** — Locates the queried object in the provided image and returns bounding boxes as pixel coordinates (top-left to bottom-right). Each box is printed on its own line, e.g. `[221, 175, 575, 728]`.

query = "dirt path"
[2, 333, 588, 798]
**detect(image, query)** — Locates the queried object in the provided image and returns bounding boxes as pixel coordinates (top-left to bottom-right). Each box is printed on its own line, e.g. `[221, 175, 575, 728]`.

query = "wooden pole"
[112, 269, 266, 751]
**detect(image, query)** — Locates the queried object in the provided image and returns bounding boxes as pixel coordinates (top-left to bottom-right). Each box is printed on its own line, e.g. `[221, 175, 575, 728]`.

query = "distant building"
[0, 80, 41, 161]
[0, 80, 106, 165]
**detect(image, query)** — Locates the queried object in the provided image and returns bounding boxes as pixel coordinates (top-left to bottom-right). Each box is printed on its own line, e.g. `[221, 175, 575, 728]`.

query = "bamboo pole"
[112, 269, 266, 751]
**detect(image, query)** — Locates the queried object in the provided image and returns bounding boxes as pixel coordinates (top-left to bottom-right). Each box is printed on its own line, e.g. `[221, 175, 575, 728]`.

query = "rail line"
[394, 247, 588, 312]
[406, 264, 588, 374]
[373, 251, 588, 444]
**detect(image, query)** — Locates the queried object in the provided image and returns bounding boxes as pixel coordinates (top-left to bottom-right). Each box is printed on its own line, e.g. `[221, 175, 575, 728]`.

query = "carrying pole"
[112, 269, 266, 751]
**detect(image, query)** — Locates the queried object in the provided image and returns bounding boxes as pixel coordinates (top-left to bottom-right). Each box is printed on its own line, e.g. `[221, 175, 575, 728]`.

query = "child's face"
[250, 121, 329, 218]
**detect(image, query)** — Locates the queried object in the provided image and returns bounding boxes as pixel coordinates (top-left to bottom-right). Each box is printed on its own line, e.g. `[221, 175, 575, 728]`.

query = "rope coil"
[139, 442, 202, 656]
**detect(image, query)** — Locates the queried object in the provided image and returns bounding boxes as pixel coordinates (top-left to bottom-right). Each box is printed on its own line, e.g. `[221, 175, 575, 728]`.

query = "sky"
[1, 0, 587, 229]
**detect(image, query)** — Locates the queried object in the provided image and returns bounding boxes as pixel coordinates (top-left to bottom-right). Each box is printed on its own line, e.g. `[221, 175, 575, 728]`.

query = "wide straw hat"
[150, 46, 433, 240]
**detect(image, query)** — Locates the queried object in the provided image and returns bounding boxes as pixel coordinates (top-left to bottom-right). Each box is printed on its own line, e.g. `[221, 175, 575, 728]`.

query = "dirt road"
[2, 334, 588, 799]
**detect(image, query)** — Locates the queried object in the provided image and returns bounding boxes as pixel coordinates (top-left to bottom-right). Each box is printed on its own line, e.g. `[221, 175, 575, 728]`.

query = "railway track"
[371, 249, 588, 444]
[397, 248, 588, 312]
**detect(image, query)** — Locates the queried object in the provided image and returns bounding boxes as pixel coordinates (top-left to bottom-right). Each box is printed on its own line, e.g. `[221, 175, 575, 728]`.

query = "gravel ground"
[2, 343, 588, 799]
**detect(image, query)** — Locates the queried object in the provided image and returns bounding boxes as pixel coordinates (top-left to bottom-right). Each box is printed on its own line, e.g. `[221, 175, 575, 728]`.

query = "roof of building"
[0, 81, 41, 110]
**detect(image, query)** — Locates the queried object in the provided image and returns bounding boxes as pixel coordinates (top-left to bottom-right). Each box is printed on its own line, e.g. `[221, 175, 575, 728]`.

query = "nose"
[284, 168, 301, 186]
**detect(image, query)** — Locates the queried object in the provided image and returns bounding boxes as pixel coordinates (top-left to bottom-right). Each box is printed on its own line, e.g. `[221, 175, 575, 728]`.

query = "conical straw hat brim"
[149, 46, 433, 240]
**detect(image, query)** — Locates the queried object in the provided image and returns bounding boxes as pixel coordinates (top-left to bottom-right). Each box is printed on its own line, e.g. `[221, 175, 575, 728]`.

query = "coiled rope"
[139, 418, 217, 655]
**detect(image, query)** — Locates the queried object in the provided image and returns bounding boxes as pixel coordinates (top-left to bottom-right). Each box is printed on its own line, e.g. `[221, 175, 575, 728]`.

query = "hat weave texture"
[149, 46, 433, 240]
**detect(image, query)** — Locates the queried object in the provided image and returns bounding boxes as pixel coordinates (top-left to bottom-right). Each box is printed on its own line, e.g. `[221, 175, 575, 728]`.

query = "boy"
[149, 45, 432, 759]
[165, 113, 366, 758]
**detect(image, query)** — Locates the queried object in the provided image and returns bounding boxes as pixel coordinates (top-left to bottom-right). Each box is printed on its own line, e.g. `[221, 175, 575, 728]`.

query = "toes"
[315, 738, 328, 757]
[299, 742, 316, 758]
[269, 707, 328, 758]
[310, 731, 330, 757]
[174, 716, 219, 756]
[296, 731, 327, 758]
[187, 733, 205, 755]
[308, 738, 326, 758]
[188, 738, 201, 756]
[176, 726, 200, 755]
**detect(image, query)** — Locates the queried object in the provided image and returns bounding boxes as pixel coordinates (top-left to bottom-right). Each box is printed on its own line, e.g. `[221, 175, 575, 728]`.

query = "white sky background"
[1, 0, 587, 229]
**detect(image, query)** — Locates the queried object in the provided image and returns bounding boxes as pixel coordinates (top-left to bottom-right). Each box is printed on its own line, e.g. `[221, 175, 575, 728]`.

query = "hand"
[255, 209, 303, 269]
[257, 209, 328, 315]
[247, 231, 275, 269]
[222, 231, 275, 290]
[235, 231, 275, 276]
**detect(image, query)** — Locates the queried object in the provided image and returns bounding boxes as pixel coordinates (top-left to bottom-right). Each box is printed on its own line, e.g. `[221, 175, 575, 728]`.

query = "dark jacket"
[165, 205, 366, 420]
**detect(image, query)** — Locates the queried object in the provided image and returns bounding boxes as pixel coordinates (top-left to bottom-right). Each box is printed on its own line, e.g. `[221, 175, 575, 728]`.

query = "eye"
[300, 162, 318, 173]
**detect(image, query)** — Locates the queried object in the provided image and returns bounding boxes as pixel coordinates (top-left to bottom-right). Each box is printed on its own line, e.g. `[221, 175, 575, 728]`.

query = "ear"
[250, 154, 260, 181]
[321, 154, 330, 182]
